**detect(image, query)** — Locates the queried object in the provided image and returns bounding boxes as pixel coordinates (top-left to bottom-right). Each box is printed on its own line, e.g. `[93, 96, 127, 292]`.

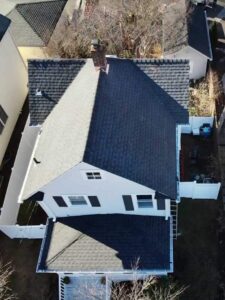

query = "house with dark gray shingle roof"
[15, 53, 191, 284]
[163, 0, 212, 80]
[0, 0, 69, 63]
[0, 41, 221, 297]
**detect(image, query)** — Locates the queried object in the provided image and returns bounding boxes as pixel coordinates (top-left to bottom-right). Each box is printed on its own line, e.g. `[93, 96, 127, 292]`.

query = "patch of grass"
[175, 199, 221, 300]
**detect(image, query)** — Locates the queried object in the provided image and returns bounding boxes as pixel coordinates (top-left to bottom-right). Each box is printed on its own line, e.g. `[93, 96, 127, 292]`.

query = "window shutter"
[157, 198, 165, 210]
[0, 122, 4, 134]
[155, 192, 166, 210]
[88, 196, 101, 207]
[53, 196, 67, 207]
[0, 105, 8, 124]
[122, 195, 134, 211]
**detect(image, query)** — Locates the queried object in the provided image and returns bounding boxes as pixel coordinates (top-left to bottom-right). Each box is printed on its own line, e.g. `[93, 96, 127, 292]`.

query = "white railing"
[0, 116, 39, 225]
[0, 224, 45, 239]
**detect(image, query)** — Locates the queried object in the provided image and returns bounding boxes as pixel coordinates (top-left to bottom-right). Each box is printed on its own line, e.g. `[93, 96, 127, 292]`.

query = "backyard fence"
[179, 181, 221, 200]
[0, 224, 46, 239]
[0, 117, 40, 225]
[181, 116, 214, 135]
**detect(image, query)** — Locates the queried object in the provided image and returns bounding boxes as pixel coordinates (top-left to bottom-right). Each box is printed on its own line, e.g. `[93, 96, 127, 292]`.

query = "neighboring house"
[163, 1, 212, 80]
[0, 0, 70, 63]
[0, 42, 220, 298]
[0, 14, 27, 166]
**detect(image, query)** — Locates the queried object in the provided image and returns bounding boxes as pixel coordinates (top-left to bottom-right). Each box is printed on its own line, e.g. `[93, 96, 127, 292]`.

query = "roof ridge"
[132, 58, 190, 64]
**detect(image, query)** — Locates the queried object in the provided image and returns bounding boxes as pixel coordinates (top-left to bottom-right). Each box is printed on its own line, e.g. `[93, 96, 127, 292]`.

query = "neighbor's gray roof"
[0, 14, 11, 41]
[1, 0, 67, 46]
[23, 58, 189, 200]
[164, 1, 212, 59]
[37, 215, 171, 272]
[28, 59, 86, 124]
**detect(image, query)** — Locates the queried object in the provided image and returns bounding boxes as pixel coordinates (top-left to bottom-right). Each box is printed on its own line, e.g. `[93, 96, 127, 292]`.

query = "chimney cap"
[91, 38, 101, 48]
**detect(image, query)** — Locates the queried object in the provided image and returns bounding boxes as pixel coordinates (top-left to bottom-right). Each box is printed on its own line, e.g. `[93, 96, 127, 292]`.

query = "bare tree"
[111, 276, 187, 300]
[0, 260, 16, 300]
[47, 0, 189, 59]
[189, 69, 222, 116]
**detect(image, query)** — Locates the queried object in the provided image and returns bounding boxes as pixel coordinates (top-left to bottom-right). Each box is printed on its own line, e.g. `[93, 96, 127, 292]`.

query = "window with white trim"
[68, 195, 87, 205]
[136, 195, 153, 208]
[0, 105, 8, 134]
[86, 172, 101, 179]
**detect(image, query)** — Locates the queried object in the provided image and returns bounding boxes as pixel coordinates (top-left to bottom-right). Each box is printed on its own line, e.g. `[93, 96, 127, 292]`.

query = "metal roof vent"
[35, 88, 43, 97]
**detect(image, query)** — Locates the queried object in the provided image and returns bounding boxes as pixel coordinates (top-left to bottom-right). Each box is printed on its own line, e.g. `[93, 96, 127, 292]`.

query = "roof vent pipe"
[35, 88, 43, 97]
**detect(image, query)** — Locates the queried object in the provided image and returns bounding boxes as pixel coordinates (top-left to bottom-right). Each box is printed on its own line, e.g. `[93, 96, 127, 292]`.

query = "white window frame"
[132, 194, 155, 210]
[62, 195, 91, 207]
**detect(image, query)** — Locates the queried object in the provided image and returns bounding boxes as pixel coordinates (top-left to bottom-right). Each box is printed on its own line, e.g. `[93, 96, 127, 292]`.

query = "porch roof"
[37, 214, 171, 273]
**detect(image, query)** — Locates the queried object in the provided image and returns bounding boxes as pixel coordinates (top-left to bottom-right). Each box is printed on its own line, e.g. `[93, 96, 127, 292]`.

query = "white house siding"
[0, 30, 27, 164]
[165, 46, 208, 80]
[18, 47, 48, 66]
[38, 162, 170, 218]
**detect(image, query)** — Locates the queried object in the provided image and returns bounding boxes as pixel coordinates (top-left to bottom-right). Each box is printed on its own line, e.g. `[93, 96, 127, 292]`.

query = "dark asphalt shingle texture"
[164, 3, 212, 59]
[28, 59, 86, 125]
[84, 58, 189, 199]
[0, 14, 11, 41]
[7, 0, 66, 46]
[38, 215, 171, 272]
[188, 6, 212, 59]
[28, 58, 189, 199]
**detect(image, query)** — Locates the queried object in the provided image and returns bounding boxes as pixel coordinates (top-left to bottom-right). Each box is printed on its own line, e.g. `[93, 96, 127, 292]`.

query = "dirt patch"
[0, 232, 58, 300]
[175, 199, 221, 300]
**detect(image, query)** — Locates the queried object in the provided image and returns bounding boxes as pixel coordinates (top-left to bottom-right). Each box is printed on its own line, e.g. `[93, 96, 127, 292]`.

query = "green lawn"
[174, 199, 221, 300]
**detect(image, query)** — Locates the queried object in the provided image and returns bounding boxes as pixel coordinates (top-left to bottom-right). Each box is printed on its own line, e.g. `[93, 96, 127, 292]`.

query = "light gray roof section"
[8, 9, 43, 46]
[22, 59, 99, 199]
[1, 0, 66, 46]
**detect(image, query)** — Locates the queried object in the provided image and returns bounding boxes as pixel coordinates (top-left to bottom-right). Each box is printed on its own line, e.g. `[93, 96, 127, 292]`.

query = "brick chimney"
[91, 39, 107, 71]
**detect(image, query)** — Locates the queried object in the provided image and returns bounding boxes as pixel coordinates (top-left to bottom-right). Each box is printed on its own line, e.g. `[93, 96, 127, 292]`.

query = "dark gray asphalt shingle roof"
[0, 14, 10, 41]
[84, 58, 188, 199]
[164, 3, 212, 59]
[28, 59, 86, 125]
[6, 0, 67, 46]
[38, 215, 171, 272]
[28, 58, 189, 199]
[188, 6, 212, 59]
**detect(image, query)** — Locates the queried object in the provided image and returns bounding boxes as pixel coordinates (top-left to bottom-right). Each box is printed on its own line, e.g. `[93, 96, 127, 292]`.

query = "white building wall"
[0, 30, 27, 164]
[165, 46, 208, 80]
[38, 162, 169, 218]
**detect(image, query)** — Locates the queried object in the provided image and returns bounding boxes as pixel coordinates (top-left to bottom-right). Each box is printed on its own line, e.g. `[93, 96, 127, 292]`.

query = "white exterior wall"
[179, 181, 220, 200]
[165, 46, 208, 80]
[0, 30, 27, 164]
[38, 162, 170, 218]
